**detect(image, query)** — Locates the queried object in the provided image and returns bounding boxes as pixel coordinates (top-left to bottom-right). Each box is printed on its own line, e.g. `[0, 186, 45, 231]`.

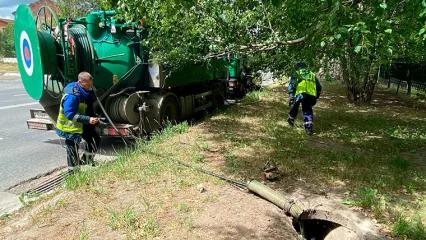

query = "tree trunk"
[406, 68, 412, 95]
[339, 54, 356, 102]
[364, 67, 379, 103]
[387, 64, 391, 88]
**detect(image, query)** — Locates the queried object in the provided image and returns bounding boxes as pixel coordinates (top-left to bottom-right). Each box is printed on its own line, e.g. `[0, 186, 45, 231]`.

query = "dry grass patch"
[0, 62, 18, 75]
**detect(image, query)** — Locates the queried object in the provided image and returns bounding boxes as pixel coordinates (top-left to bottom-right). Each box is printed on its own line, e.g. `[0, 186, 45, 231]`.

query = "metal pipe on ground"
[247, 180, 363, 240]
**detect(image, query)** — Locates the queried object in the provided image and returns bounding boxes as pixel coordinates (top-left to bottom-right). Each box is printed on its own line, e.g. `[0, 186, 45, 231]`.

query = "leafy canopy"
[102, 0, 425, 72]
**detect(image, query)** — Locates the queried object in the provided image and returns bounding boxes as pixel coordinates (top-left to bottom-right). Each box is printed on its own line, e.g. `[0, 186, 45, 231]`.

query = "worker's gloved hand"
[89, 117, 99, 125]
[96, 117, 107, 127]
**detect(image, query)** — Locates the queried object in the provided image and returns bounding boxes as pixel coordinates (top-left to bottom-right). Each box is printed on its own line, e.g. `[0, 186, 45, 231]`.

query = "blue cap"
[295, 62, 306, 69]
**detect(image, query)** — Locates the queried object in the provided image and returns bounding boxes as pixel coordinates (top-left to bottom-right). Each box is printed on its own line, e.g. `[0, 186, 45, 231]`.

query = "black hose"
[69, 26, 93, 74]
[92, 86, 132, 147]
[144, 149, 246, 188]
[213, 81, 232, 105]
[93, 86, 246, 187]
[109, 87, 136, 97]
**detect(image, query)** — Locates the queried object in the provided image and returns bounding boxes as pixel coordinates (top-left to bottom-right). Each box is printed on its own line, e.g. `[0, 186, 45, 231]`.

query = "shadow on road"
[43, 136, 129, 157]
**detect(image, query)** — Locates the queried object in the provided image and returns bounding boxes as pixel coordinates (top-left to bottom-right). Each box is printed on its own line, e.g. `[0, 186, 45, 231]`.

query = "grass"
[0, 62, 18, 75]
[392, 212, 426, 240]
[1, 80, 426, 239]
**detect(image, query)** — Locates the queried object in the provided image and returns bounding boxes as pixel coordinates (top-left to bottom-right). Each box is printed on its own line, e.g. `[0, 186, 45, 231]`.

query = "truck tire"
[160, 96, 179, 126]
[212, 82, 226, 109]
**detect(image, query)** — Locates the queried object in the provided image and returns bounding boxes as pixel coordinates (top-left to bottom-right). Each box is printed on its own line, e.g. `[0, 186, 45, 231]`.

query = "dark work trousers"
[65, 125, 100, 167]
[288, 95, 317, 133]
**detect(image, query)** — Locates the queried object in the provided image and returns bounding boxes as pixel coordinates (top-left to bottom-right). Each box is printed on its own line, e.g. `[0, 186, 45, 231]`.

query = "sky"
[0, 0, 35, 19]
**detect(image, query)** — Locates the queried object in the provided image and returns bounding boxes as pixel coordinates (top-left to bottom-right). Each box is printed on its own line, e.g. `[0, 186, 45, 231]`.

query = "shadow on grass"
[195, 82, 426, 238]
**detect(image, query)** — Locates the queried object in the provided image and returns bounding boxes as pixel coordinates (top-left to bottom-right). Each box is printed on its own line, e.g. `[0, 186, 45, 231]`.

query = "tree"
[55, 0, 105, 19]
[104, 0, 426, 103]
[0, 24, 15, 57]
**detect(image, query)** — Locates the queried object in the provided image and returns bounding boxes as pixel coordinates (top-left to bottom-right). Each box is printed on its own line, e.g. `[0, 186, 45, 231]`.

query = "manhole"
[247, 180, 365, 240]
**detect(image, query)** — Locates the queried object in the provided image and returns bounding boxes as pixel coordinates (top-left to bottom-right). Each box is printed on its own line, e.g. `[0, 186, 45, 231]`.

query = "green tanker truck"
[225, 54, 253, 97]
[14, 4, 245, 137]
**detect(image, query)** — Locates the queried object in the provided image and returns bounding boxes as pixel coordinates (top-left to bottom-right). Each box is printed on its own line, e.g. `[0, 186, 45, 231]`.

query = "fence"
[379, 61, 426, 94]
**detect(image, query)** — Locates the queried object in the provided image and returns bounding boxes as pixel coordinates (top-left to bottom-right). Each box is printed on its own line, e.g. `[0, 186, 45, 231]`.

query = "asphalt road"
[0, 77, 125, 191]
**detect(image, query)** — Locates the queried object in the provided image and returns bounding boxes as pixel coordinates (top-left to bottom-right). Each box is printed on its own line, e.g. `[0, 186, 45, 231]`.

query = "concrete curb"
[0, 191, 23, 217]
[3, 72, 20, 77]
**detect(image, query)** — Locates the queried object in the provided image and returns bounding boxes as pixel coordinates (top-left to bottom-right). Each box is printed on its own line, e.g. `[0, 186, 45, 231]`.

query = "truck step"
[27, 109, 55, 130]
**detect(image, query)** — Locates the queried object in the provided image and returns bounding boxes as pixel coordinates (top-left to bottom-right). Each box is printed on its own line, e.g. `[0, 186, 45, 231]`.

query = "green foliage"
[389, 156, 410, 170]
[150, 121, 189, 144]
[0, 24, 15, 57]
[240, 91, 260, 104]
[385, 126, 426, 140]
[109, 210, 119, 229]
[358, 187, 379, 209]
[100, 0, 426, 103]
[79, 222, 87, 240]
[55, 0, 105, 18]
[342, 187, 381, 210]
[392, 212, 426, 240]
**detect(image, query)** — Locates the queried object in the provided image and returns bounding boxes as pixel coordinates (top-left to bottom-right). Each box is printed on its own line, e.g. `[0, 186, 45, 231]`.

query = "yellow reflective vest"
[294, 69, 317, 97]
[56, 94, 87, 134]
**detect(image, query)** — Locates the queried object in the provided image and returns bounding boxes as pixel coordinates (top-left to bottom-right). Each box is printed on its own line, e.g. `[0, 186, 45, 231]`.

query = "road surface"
[0, 77, 124, 191]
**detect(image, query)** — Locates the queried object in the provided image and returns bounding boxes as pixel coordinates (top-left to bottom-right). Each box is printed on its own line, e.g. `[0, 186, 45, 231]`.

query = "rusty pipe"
[247, 180, 304, 219]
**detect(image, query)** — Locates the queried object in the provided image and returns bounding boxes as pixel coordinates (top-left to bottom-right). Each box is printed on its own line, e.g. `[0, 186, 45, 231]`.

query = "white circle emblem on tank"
[20, 31, 34, 76]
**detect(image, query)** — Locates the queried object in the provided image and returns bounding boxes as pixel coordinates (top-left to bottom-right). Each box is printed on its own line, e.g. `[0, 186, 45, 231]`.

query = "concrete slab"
[0, 191, 23, 217]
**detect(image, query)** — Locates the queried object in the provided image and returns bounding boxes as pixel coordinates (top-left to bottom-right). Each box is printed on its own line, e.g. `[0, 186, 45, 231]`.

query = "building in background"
[0, 18, 13, 31]
[12, 0, 58, 18]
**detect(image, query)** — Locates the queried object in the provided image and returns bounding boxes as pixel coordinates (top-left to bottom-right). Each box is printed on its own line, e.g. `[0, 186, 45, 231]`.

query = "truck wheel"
[212, 82, 226, 109]
[237, 81, 245, 98]
[160, 96, 179, 126]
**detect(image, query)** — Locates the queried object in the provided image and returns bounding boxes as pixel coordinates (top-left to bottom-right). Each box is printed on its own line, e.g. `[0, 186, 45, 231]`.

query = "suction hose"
[92, 86, 132, 147]
[68, 26, 93, 74]
[92, 86, 246, 187]
[246, 180, 303, 219]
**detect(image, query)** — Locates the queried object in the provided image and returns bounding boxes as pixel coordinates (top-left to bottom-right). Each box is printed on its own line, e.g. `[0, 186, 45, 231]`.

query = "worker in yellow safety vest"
[287, 62, 322, 135]
[56, 72, 100, 172]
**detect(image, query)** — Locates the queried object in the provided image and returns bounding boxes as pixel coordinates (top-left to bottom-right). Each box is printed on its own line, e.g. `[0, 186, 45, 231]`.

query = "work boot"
[306, 129, 313, 136]
[287, 116, 294, 126]
[80, 154, 96, 166]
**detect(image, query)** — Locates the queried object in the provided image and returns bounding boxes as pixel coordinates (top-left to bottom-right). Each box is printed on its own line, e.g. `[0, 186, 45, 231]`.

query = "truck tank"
[14, 4, 230, 136]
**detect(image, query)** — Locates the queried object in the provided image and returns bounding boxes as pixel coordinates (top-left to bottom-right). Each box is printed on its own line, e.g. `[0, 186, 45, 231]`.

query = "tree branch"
[204, 36, 306, 59]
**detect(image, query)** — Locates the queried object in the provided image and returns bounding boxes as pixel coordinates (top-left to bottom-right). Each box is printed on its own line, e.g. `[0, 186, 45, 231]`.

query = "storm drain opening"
[295, 209, 362, 240]
[26, 172, 67, 195]
[247, 180, 364, 240]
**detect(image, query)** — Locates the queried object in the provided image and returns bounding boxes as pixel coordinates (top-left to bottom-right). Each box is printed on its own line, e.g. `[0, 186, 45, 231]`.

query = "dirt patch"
[0, 181, 298, 240]
[180, 185, 298, 240]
